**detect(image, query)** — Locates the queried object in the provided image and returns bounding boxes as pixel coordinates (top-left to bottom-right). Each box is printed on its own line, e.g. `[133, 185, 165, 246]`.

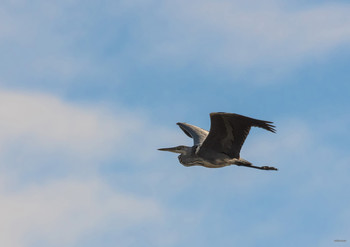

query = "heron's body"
[159, 112, 278, 171]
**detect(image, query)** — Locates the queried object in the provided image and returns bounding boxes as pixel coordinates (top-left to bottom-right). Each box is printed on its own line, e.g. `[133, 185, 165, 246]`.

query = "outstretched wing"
[198, 112, 276, 158]
[177, 122, 209, 146]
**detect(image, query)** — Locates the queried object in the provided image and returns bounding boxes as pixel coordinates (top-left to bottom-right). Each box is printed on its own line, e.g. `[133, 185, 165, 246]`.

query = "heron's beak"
[158, 147, 180, 153]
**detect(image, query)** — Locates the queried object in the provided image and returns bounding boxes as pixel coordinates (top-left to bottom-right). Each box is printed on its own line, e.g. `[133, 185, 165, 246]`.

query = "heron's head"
[158, 145, 190, 154]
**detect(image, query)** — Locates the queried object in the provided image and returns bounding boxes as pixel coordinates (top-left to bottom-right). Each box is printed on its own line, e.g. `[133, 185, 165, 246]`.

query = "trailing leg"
[234, 159, 278, 171]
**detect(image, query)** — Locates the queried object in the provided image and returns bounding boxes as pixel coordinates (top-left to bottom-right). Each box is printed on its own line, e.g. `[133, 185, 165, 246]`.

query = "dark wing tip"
[258, 120, 276, 133]
[264, 122, 277, 133]
[176, 122, 193, 138]
[176, 122, 187, 127]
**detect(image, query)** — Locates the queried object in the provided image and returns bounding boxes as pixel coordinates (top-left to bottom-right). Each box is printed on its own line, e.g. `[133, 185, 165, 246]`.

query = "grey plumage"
[176, 122, 208, 146]
[158, 112, 277, 171]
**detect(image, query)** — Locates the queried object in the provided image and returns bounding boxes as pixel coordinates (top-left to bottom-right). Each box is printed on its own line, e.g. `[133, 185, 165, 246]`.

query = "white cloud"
[135, 0, 350, 71]
[2, 0, 349, 88]
[0, 177, 162, 247]
[0, 89, 141, 161]
[0, 0, 111, 86]
[0, 89, 176, 246]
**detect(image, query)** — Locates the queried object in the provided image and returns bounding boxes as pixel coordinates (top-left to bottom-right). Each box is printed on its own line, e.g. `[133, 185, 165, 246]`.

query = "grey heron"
[158, 112, 277, 171]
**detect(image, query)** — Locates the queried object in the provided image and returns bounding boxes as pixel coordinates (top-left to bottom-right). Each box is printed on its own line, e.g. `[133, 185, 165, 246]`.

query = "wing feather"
[198, 112, 276, 158]
[177, 122, 209, 146]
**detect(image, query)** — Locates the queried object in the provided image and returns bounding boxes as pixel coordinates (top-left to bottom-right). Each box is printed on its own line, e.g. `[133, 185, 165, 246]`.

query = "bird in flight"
[158, 112, 277, 171]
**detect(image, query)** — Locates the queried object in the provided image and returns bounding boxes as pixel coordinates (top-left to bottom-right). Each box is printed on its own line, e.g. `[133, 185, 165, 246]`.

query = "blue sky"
[1, 0, 350, 246]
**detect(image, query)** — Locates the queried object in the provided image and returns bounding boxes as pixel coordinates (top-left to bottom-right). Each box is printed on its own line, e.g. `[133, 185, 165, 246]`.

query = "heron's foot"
[261, 166, 278, 171]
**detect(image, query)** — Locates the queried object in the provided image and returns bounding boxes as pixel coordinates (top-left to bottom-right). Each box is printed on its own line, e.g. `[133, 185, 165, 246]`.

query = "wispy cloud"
[0, 177, 162, 247]
[0, 0, 114, 87]
[0, 89, 171, 246]
[0, 89, 141, 165]
[123, 0, 350, 71]
[2, 0, 350, 89]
